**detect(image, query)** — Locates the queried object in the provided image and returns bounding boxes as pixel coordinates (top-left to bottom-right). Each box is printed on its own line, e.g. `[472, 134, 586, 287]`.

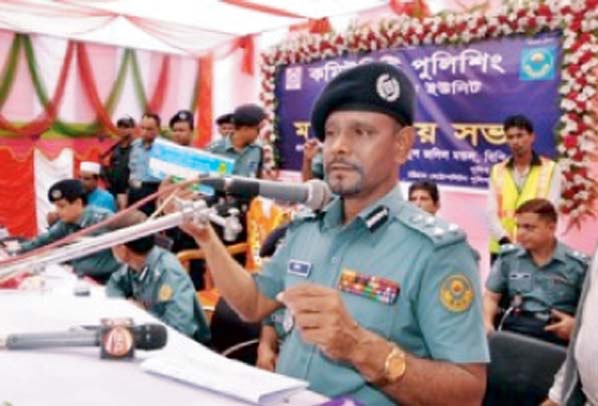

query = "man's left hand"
[277, 283, 362, 362]
[544, 309, 575, 341]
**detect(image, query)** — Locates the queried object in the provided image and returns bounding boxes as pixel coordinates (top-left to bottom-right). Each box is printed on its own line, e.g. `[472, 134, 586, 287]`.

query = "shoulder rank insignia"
[158, 284, 173, 302]
[566, 250, 590, 266]
[439, 274, 474, 312]
[364, 206, 390, 232]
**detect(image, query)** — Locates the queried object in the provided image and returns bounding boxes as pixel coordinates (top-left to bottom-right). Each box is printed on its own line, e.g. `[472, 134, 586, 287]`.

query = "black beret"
[169, 110, 194, 128]
[310, 62, 415, 141]
[216, 113, 233, 125]
[232, 104, 266, 127]
[48, 179, 85, 203]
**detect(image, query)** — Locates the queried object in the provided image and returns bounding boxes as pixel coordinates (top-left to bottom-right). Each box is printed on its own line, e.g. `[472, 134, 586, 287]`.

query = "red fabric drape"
[220, 0, 305, 18]
[147, 55, 170, 113]
[195, 55, 213, 148]
[237, 35, 255, 76]
[0, 148, 36, 237]
[389, 0, 431, 18]
[0, 41, 75, 137]
[290, 18, 332, 34]
[76, 43, 119, 134]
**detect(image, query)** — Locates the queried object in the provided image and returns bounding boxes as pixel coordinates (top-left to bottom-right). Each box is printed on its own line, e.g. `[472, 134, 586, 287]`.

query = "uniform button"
[411, 214, 423, 223]
[433, 227, 445, 238]
[448, 223, 459, 233]
[425, 216, 435, 227]
[331, 256, 338, 264]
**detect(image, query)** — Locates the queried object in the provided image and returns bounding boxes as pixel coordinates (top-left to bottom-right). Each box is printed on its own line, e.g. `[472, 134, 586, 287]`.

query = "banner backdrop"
[275, 31, 561, 189]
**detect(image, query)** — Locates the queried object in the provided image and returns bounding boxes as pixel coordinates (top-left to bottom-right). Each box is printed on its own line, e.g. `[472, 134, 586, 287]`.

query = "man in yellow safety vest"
[487, 115, 562, 263]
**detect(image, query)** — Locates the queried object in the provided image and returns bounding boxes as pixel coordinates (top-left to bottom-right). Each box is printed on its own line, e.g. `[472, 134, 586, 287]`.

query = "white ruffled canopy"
[0, 0, 392, 54]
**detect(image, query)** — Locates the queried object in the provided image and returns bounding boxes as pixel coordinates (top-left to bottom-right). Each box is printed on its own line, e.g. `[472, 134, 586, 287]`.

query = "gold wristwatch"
[372, 344, 407, 387]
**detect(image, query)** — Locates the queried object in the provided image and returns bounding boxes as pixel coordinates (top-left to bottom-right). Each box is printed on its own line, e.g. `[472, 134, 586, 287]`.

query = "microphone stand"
[0, 198, 243, 279]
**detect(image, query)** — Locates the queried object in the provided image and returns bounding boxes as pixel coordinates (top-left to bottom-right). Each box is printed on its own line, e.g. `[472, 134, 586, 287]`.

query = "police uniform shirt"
[254, 185, 489, 405]
[105, 246, 210, 344]
[128, 138, 161, 184]
[206, 137, 262, 178]
[486, 242, 588, 315]
[19, 205, 120, 280]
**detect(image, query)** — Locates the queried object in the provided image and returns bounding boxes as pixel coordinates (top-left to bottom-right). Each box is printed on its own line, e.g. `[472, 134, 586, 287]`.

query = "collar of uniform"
[143, 246, 162, 270]
[551, 241, 568, 264]
[75, 206, 93, 228]
[321, 185, 403, 233]
[226, 138, 259, 155]
[506, 151, 542, 168]
[517, 240, 566, 264]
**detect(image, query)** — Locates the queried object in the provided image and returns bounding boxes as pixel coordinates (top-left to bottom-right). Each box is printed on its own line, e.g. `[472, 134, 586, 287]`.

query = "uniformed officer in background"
[215, 113, 234, 139]
[169, 110, 194, 147]
[177, 62, 488, 405]
[102, 115, 135, 211]
[105, 210, 210, 344]
[128, 112, 163, 215]
[206, 103, 265, 179]
[19, 179, 121, 284]
[301, 138, 324, 181]
[484, 198, 587, 346]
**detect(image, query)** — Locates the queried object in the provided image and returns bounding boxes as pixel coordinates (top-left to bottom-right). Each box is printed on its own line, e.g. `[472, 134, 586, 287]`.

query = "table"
[0, 266, 328, 406]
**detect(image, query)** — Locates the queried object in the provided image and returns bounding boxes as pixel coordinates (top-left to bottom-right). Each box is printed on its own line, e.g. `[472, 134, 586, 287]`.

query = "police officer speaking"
[175, 62, 489, 405]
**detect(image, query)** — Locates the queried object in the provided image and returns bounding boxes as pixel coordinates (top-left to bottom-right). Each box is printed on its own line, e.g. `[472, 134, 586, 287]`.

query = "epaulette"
[81, 207, 111, 228]
[396, 203, 465, 249]
[498, 243, 520, 256]
[565, 249, 590, 268]
[288, 207, 320, 228]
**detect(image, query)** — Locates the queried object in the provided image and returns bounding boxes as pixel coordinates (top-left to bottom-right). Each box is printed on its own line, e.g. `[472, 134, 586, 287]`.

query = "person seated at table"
[105, 210, 210, 344]
[79, 161, 117, 212]
[483, 198, 588, 346]
[19, 179, 121, 284]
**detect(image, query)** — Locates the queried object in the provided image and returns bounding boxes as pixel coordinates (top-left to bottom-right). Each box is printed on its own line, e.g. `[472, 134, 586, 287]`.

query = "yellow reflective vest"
[489, 156, 556, 253]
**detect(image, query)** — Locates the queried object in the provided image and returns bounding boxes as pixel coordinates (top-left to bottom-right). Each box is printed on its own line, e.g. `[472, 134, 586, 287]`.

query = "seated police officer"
[483, 198, 588, 346]
[177, 63, 488, 405]
[105, 210, 210, 344]
[19, 179, 121, 284]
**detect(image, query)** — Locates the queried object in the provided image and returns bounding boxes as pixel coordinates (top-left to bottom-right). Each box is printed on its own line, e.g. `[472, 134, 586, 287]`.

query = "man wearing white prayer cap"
[79, 161, 117, 212]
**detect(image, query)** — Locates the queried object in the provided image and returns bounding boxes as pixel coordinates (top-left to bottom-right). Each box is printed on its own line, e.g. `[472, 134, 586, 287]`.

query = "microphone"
[201, 177, 332, 211]
[2, 323, 167, 358]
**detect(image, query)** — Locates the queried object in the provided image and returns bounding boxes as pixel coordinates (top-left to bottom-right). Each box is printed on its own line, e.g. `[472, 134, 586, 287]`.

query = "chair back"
[483, 330, 567, 406]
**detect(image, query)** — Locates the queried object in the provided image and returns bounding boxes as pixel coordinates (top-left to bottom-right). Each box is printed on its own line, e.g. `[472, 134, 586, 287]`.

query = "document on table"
[141, 350, 309, 406]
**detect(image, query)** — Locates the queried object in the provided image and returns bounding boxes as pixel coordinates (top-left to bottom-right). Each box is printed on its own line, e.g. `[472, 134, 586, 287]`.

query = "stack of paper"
[141, 352, 309, 405]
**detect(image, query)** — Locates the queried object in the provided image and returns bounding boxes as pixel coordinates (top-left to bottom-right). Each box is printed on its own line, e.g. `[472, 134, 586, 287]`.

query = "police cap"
[310, 62, 415, 141]
[48, 179, 85, 203]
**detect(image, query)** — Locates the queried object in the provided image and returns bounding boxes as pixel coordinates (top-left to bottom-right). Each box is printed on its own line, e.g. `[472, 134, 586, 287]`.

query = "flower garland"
[259, 0, 598, 228]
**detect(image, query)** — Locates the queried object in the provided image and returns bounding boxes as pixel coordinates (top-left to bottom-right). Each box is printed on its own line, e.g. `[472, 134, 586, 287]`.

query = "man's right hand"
[303, 139, 320, 162]
[159, 177, 216, 246]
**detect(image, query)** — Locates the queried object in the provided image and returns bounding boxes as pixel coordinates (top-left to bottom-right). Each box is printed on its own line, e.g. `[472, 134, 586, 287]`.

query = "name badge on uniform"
[338, 269, 400, 305]
[287, 260, 312, 278]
